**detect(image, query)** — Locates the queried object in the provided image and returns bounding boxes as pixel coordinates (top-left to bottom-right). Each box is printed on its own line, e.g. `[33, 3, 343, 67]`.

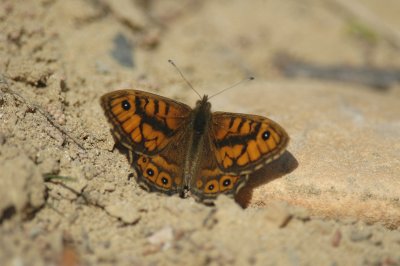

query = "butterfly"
[100, 88, 289, 203]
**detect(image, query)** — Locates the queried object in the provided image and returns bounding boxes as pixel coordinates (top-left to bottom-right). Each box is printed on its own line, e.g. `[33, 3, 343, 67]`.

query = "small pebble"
[46, 104, 66, 125]
[331, 229, 342, 247]
[147, 226, 174, 249]
[102, 182, 116, 193]
[291, 206, 310, 221]
[95, 61, 111, 74]
[263, 201, 292, 228]
[349, 229, 372, 242]
[139, 28, 161, 49]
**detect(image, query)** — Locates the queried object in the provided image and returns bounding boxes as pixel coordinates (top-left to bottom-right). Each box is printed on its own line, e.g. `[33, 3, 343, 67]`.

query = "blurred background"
[45, 0, 400, 90]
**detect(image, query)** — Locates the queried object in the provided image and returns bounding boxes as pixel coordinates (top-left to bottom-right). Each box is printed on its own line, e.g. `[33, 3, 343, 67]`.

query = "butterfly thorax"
[193, 95, 212, 135]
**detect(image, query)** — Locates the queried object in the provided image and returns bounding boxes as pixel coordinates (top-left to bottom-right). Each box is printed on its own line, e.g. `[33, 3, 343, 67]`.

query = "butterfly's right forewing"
[101, 90, 191, 155]
[211, 112, 289, 175]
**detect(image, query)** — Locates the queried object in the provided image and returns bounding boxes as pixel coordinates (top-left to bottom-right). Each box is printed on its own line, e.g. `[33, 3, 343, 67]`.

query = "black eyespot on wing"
[161, 177, 168, 184]
[122, 100, 131, 110]
[208, 184, 214, 190]
[262, 130, 270, 140]
[223, 179, 231, 187]
[146, 168, 154, 176]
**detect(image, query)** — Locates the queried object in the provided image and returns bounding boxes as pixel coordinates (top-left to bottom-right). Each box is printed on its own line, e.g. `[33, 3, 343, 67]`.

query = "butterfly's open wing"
[101, 89, 191, 194]
[101, 90, 191, 155]
[190, 112, 289, 202]
[211, 112, 289, 174]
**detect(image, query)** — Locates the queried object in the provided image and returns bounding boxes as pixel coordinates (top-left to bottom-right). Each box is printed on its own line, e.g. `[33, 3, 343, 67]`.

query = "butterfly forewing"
[101, 90, 192, 155]
[211, 112, 289, 175]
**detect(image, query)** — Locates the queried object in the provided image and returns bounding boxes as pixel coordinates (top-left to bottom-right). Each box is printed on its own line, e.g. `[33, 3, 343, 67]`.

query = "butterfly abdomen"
[181, 96, 214, 189]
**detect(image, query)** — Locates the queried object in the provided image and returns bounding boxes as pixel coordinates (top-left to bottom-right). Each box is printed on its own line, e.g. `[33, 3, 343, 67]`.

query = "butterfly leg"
[180, 186, 190, 199]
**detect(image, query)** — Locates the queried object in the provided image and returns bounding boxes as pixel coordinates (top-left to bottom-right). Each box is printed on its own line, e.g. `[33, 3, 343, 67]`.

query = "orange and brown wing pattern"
[128, 152, 183, 195]
[100, 90, 191, 155]
[191, 167, 248, 203]
[189, 133, 249, 203]
[211, 112, 289, 175]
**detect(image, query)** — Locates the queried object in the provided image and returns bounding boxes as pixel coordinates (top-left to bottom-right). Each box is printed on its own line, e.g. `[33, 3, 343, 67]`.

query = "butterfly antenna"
[209, 76, 254, 99]
[168, 59, 202, 99]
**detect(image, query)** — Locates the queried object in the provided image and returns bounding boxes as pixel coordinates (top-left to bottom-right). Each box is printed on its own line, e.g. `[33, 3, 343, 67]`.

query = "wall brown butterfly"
[101, 83, 289, 203]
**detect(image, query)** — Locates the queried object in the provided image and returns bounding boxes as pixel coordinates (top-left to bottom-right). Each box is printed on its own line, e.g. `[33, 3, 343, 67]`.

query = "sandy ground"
[1, 0, 400, 265]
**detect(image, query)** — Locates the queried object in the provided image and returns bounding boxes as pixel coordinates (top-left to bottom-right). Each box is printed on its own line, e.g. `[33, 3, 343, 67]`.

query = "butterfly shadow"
[235, 151, 298, 208]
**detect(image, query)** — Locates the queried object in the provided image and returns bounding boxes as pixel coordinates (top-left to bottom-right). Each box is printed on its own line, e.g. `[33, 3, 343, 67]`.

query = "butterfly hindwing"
[191, 168, 249, 203]
[188, 132, 248, 202]
[127, 152, 183, 195]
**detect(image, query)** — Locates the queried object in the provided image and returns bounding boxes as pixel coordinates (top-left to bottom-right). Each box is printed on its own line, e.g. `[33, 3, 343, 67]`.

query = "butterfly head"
[196, 95, 211, 110]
